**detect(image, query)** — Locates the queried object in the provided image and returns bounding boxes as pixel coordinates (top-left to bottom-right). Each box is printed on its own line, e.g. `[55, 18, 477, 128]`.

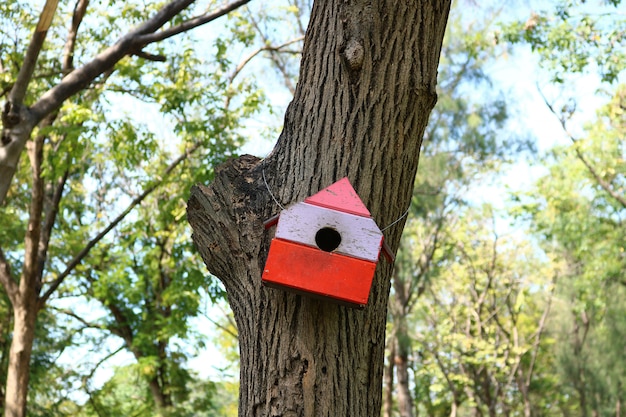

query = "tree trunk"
[187, 1, 450, 416]
[148, 376, 170, 413]
[392, 265, 414, 417]
[3, 133, 46, 417]
[395, 337, 414, 417]
[450, 402, 458, 417]
[383, 336, 396, 417]
[4, 304, 37, 417]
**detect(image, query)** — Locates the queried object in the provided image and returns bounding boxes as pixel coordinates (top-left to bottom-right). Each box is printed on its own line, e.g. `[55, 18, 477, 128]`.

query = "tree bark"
[188, 1, 450, 416]
[4, 304, 37, 417]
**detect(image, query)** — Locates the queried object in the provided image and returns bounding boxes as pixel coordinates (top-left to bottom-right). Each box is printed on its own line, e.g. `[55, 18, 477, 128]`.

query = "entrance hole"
[315, 227, 342, 252]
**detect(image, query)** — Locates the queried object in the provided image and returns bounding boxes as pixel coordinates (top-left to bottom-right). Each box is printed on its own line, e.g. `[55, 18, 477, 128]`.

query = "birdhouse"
[262, 178, 393, 308]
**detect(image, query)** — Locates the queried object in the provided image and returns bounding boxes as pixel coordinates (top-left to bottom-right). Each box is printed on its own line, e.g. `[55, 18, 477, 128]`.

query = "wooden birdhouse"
[262, 178, 393, 308]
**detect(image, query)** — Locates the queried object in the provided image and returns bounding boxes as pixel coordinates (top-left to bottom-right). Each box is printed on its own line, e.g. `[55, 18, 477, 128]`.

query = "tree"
[502, 2, 625, 415]
[518, 87, 626, 416]
[187, 1, 452, 416]
[0, 1, 268, 415]
[409, 205, 558, 417]
[382, 9, 513, 416]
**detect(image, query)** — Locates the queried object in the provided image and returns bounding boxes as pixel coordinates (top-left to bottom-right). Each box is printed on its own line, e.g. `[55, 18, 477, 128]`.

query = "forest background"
[0, 0, 624, 416]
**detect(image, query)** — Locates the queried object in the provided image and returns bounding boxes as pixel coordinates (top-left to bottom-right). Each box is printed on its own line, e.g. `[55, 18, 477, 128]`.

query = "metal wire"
[262, 167, 286, 211]
[262, 168, 410, 231]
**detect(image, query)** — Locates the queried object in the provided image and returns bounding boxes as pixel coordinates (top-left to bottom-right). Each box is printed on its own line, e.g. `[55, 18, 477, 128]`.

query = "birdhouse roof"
[304, 177, 371, 217]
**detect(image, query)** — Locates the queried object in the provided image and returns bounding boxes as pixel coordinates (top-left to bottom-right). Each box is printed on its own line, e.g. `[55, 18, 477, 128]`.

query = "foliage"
[0, 0, 276, 414]
[514, 85, 626, 416]
[411, 206, 558, 416]
[383, 7, 543, 416]
[500, 0, 626, 83]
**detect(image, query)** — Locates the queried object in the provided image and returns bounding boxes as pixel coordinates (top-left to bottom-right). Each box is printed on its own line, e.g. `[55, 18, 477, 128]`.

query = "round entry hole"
[315, 227, 342, 252]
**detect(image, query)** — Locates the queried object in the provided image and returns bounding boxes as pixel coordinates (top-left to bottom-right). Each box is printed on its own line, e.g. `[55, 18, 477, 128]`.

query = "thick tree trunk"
[188, 1, 450, 416]
[4, 134, 46, 417]
[4, 304, 37, 417]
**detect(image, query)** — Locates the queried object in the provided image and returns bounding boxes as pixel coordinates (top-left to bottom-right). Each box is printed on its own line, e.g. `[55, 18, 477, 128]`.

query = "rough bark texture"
[187, 1, 450, 416]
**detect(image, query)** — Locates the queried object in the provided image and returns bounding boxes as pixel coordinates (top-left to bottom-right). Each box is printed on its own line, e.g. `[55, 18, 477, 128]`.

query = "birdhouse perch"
[262, 178, 393, 308]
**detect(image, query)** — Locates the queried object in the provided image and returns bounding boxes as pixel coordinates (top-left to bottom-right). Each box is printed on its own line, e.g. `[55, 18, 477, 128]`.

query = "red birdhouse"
[262, 178, 393, 308]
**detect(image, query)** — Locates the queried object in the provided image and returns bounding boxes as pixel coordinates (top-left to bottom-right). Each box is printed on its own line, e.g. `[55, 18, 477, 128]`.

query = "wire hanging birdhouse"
[262, 177, 393, 308]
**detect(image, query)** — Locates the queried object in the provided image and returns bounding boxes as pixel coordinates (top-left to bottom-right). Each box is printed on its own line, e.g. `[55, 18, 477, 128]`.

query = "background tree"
[517, 87, 626, 416]
[0, 0, 277, 415]
[188, 1, 452, 415]
[502, 1, 625, 415]
[383, 12, 508, 416]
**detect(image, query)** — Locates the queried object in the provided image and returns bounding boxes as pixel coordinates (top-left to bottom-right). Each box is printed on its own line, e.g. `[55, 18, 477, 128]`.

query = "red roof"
[304, 177, 371, 217]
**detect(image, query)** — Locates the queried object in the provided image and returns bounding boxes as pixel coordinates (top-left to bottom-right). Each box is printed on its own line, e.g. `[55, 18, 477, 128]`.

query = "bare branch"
[223, 36, 303, 111]
[62, 0, 90, 74]
[246, 10, 298, 94]
[83, 344, 125, 383]
[133, 50, 167, 62]
[50, 305, 105, 330]
[134, 0, 252, 45]
[538, 87, 626, 209]
[229, 37, 304, 85]
[39, 142, 201, 305]
[9, 0, 60, 108]
[525, 273, 557, 388]
[202, 310, 239, 340]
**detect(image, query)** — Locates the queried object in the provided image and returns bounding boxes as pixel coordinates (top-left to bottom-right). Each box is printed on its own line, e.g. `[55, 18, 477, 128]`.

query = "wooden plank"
[262, 238, 376, 307]
[305, 177, 371, 217]
[275, 202, 383, 262]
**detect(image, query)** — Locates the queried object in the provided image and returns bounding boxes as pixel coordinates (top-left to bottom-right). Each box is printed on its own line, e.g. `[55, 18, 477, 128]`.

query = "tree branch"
[246, 10, 298, 94]
[133, 50, 167, 62]
[22, 133, 46, 298]
[84, 344, 125, 383]
[0, 247, 18, 305]
[30, 0, 254, 121]
[134, 0, 252, 45]
[202, 309, 238, 340]
[50, 305, 105, 330]
[223, 36, 303, 111]
[37, 166, 70, 279]
[228, 37, 304, 85]
[538, 87, 626, 209]
[39, 142, 200, 305]
[525, 273, 557, 388]
[30, 0, 196, 122]
[8, 0, 60, 109]
[2, 0, 249, 206]
[62, 0, 90, 74]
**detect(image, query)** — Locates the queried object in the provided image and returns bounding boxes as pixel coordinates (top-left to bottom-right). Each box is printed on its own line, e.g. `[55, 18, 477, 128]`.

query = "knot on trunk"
[342, 38, 364, 72]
